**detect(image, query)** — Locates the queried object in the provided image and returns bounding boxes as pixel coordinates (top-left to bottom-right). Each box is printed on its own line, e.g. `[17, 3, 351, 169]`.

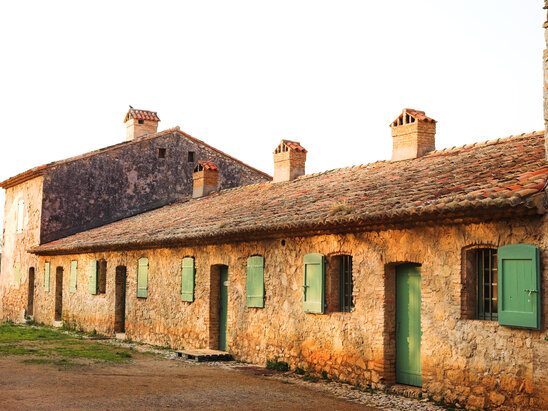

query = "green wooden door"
[219, 266, 229, 351]
[396, 264, 422, 387]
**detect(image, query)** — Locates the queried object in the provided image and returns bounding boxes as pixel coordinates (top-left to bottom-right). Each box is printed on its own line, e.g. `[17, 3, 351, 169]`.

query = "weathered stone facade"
[40, 130, 270, 243]
[0, 177, 43, 320]
[23, 216, 548, 409]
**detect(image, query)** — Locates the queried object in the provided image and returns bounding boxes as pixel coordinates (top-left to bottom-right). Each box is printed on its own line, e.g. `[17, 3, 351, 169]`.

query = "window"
[44, 262, 50, 292]
[158, 148, 166, 159]
[69, 261, 78, 293]
[16, 199, 24, 233]
[246, 256, 265, 308]
[138, 119, 144, 124]
[14, 262, 21, 289]
[188, 151, 195, 163]
[137, 258, 149, 298]
[98, 260, 107, 294]
[303, 253, 325, 314]
[181, 257, 195, 302]
[476, 248, 498, 321]
[339, 255, 353, 312]
[325, 255, 353, 313]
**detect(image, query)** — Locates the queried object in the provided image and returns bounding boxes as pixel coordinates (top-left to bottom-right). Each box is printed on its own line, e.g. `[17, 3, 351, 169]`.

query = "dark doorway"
[27, 267, 35, 317]
[114, 266, 127, 333]
[55, 267, 64, 321]
[219, 266, 229, 351]
[208, 264, 229, 350]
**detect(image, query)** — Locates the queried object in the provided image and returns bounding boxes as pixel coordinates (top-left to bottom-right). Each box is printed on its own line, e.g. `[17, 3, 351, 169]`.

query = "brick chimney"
[390, 108, 436, 161]
[273, 140, 307, 183]
[124, 107, 160, 141]
[193, 161, 219, 198]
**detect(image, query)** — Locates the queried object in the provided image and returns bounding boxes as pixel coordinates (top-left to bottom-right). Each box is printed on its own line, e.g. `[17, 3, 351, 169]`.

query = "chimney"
[273, 140, 307, 183]
[124, 107, 160, 141]
[193, 161, 219, 198]
[390, 108, 436, 161]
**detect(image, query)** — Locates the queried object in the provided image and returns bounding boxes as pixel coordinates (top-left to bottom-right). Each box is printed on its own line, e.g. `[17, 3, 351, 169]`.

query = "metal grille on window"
[339, 255, 354, 312]
[476, 248, 498, 320]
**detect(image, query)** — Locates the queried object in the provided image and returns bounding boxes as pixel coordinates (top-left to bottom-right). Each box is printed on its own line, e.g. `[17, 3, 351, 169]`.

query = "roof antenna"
[129, 105, 134, 109]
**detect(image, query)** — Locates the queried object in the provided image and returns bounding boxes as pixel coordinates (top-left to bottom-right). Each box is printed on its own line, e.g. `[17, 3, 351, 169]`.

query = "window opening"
[188, 151, 195, 163]
[339, 255, 354, 312]
[476, 248, 498, 320]
[138, 119, 144, 124]
[158, 148, 166, 158]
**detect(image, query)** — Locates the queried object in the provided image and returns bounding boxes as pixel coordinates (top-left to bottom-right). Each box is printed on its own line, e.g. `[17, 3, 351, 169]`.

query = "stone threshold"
[177, 349, 233, 362]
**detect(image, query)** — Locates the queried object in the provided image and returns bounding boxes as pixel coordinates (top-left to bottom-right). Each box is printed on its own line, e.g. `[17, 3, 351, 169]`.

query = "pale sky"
[0, 1, 545, 237]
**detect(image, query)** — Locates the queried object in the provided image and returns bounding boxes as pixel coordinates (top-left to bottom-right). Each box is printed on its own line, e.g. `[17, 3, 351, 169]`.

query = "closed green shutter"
[89, 260, 98, 295]
[14, 262, 21, 289]
[303, 253, 325, 314]
[246, 256, 265, 308]
[137, 257, 148, 298]
[498, 244, 541, 329]
[69, 261, 78, 293]
[44, 262, 50, 292]
[181, 257, 195, 302]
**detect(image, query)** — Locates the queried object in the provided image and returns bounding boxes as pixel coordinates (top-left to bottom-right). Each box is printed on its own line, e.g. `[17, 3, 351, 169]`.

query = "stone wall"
[0, 176, 43, 321]
[40, 131, 270, 243]
[23, 216, 548, 409]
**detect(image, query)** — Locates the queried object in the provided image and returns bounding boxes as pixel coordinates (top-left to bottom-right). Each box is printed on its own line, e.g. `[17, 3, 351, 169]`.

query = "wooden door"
[396, 264, 422, 386]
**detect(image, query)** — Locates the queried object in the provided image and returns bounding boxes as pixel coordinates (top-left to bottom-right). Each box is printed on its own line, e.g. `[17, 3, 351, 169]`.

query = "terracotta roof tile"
[124, 108, 160, 123]
[32, 131, 548, 255]
[390, 108, 436, 126]
[274, 140, 307, 154]
[194, 161, 219, 172]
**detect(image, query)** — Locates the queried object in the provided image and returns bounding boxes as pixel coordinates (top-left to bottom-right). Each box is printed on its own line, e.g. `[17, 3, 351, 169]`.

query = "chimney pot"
[390, 108, 436, 161]
[273, 140, 307, 183]
[124, 107, 160, 141]
[193, 161, 219, 198]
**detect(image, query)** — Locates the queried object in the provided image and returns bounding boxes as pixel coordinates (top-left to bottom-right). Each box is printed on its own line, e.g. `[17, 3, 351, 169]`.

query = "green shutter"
[246, 256, 265, 308]
[181, 257, 195, 302]
[498, 244, 541, 329]
[88, 260, 98, 295]
[303, 253, 325, 314]
[44, 262, 50, 292]
[137, 257, 148, 298]
[69, 261, 78, 293]
[14, 262, 21, 289]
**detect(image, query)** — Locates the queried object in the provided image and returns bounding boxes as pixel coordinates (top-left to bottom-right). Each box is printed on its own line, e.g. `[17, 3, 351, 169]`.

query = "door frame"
[114, 266, 127, 333]
[54, 267, 64, 322]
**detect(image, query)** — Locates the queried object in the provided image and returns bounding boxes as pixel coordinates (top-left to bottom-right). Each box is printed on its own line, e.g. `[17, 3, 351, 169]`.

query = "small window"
[158, 148, 166, 159]
[98, 260, 107, 294]
[188, 151, 195, 163]
[138, 119, 144, 124]
[476, 248, 498, 321]
[325, 255, 353, 313]
[17, 199, 24, 233]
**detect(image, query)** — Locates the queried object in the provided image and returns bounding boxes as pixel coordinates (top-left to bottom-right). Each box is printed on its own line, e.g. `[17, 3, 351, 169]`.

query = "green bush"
[266, 357, 290, 372]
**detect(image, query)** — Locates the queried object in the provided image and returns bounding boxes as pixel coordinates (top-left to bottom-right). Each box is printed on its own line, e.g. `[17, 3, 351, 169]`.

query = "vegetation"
[0, 322, 134, 366]
[266, 357, 290, 372]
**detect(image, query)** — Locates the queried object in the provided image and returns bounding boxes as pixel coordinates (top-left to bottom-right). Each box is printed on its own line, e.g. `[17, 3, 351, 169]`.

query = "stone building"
[5, 109, 544, 409]
[0, 5, 548, 409]
[0, 108, 271, 320]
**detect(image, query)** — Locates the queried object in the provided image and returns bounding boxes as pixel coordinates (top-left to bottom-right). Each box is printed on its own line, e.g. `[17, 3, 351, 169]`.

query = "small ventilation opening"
[188, 151, 195, 163]
[138, 119, 144, 124]
[158, 148, 166, 159]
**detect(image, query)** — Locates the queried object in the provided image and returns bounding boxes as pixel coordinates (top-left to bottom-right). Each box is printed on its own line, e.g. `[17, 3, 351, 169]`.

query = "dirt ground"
[0, 353, 378, 410]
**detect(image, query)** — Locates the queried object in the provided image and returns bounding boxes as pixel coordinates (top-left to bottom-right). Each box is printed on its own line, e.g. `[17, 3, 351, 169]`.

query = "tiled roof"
[391, 108, 436, 125]
[124, 108, 160, 122]
[32, 131, 548, 255]
[1, 127, 271, 189]
[194, 161, 219, 172]
[274, 140, 307, 153]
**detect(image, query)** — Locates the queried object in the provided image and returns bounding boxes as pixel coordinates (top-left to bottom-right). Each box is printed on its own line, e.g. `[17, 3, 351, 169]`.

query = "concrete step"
[176, 349, 233, 362]
[115, 333, 127, 340]
[53, 321, 63, 328]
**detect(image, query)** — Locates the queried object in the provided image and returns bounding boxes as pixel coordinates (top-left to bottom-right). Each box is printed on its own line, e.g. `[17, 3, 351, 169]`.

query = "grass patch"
[0, 322, 134, 366]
